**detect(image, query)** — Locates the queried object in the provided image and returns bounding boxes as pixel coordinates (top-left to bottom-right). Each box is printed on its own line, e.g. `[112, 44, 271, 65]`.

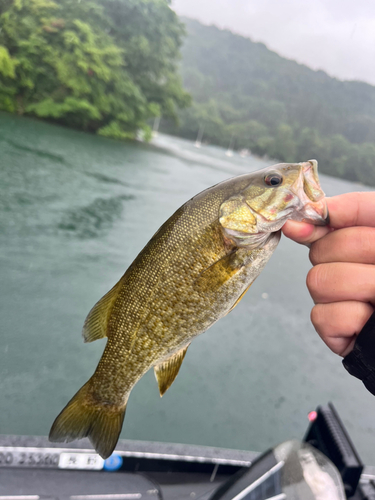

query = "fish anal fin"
[154, 345, 190, 397]
[82, 279, 123, 343]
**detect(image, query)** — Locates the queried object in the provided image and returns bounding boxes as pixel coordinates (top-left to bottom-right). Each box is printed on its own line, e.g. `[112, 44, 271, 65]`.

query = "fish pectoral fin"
[194, 250, 244, 293]
[82, 279, 123, 343]
[226, 283, 252, 315]
[154, 344, 190, 397]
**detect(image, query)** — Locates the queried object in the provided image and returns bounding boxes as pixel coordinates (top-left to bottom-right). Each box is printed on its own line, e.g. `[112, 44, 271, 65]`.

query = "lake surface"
[1, 112, 375, 463]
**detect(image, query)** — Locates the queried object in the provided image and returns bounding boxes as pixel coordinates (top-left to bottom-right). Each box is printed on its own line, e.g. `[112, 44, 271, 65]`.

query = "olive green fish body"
[87, 176, 279, 405]
[50, 161, 327, 458]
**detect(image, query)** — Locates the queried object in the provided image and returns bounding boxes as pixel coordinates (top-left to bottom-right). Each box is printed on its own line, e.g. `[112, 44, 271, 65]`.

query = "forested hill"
[0, 0, 190, 141]
[167, 17, 375, 186]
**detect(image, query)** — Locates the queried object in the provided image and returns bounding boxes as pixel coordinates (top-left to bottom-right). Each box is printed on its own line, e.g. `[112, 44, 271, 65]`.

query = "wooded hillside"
[0, 0, 190, 139]
[166, 18, 375, 185]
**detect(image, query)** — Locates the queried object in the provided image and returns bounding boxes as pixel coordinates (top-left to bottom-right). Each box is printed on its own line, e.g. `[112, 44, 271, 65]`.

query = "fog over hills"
[165, 18, 375, 186]
[172, 0, 375, 86]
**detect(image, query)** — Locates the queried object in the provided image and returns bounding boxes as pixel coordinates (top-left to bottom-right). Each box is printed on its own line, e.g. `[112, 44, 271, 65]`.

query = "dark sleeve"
[342, 311, 375, 396]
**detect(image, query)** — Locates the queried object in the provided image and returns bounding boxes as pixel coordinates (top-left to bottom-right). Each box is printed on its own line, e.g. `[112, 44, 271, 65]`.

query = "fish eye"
[264, 173, 283, 187]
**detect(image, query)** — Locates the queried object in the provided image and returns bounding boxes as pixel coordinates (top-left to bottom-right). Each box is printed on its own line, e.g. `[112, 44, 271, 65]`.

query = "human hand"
[283, 192, 375, 357]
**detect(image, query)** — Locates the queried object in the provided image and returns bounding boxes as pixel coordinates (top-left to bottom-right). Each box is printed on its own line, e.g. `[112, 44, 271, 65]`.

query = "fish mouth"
[290, 160, 328, 226]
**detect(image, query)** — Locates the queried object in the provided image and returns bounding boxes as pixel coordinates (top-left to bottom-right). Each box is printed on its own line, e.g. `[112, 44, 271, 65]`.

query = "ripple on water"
[58, 194, 134, 239]
[84, 172, 129, 186]
[5, 139, 67, 165]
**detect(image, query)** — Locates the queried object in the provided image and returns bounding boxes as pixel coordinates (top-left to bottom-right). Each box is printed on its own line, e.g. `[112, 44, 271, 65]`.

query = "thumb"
[282, 220, 331, 246]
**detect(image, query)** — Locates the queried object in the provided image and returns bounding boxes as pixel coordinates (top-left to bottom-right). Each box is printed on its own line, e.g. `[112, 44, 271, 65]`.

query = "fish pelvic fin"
[82, 279, 123, 343]
[49, 382, 126, 459]
[154, 344, 190, 397]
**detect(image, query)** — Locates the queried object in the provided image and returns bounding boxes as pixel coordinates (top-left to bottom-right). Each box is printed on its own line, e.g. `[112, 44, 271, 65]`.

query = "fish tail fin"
[49, 382, 127, 459]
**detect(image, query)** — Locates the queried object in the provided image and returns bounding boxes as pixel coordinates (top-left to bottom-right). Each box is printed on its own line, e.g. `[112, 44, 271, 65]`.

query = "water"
[1, 112, 374, 463]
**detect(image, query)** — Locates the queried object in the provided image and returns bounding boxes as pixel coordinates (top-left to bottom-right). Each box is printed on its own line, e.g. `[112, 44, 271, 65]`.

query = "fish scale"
[49, 161, 327, 458]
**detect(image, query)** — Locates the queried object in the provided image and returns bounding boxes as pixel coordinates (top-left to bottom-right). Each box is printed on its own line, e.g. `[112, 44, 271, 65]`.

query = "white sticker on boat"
[58, 452, 104, 470]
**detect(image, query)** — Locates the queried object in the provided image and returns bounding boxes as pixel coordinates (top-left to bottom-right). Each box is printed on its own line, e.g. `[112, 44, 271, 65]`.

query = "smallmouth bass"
[49, 160, 328, 458]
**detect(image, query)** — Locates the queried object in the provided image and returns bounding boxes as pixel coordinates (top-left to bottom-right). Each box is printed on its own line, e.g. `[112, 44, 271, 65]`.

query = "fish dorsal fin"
[154, 345, 190, 397]
[82, 279, 123, 343]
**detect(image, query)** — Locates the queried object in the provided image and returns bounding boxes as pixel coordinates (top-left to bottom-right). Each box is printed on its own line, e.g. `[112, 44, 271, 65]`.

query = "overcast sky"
[172, 0, 375, 86]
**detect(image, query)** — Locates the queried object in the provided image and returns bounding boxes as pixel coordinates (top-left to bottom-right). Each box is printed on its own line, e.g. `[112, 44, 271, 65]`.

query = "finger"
[307, 262, 375, 305]
[282, 192, 375, 245]
[311, 301, 374, 357]
[326, 192, 375, 229]
[310, 226, 375, 265]
[282, 219, 331, 246]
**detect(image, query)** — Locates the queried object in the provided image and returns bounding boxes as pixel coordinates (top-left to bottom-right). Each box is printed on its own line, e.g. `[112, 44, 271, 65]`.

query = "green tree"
[229, 120, 269, 150]
[271, 124, 296, 162]
[321, 134, 352, 178]
[177, 100, 226, 144]
[99, 0, 190, 121]
[0, 0, 189, 139]
[296, 128, 322, 163]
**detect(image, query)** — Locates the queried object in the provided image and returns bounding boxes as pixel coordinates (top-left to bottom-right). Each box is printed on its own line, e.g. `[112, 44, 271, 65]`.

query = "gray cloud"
[172, 0, 375, 85]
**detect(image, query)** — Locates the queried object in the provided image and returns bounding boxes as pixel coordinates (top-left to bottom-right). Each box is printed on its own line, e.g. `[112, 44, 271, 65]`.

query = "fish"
[49, 160, 328, 458]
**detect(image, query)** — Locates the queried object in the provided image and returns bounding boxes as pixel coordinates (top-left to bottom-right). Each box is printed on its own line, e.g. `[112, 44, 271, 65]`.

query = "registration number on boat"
[0, 449, 60, 467]
[0, 448, 104, 469]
